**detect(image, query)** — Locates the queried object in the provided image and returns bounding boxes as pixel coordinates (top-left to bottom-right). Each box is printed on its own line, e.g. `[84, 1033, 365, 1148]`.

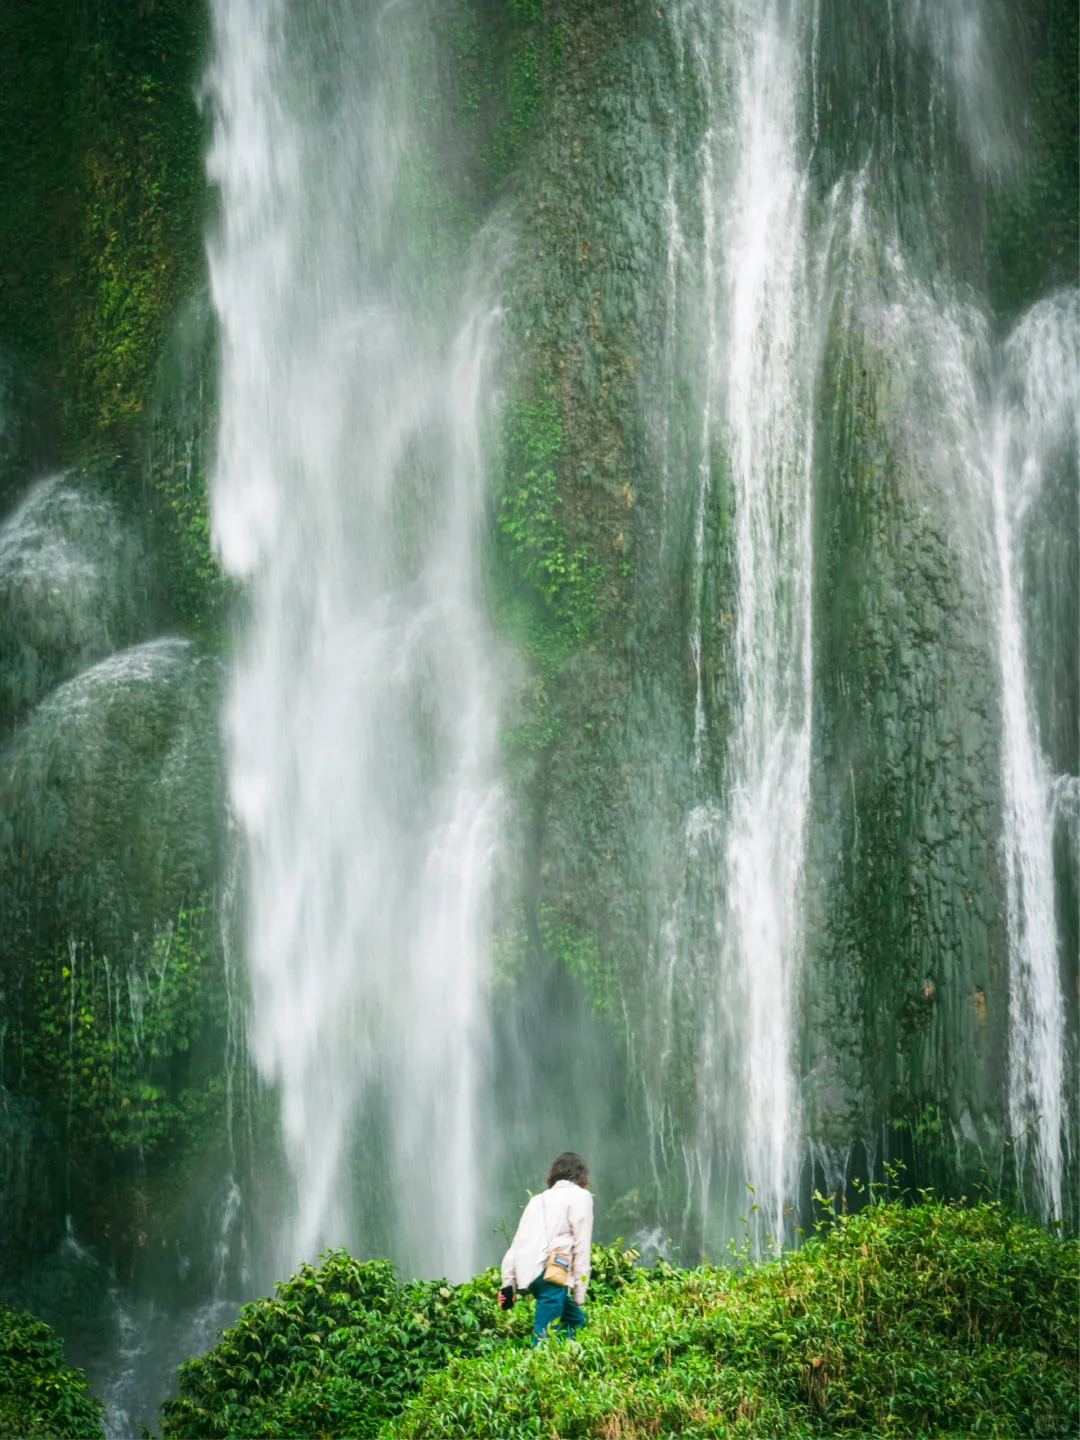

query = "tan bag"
[540, 1193, 573, 1286]
[543, 1250, 572, 1286]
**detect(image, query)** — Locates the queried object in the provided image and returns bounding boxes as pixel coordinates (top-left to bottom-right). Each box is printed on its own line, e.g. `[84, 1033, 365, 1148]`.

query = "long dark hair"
[547, 1151, 589, 1188]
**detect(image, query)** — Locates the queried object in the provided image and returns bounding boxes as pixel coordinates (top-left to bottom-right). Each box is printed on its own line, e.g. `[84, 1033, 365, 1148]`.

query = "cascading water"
[641, 0, 818, 1250]
[205, 0, 502, 1275]
[809, 0, 1077, 1204]
[716, 0, 815, 1249]
[3, 4, 1077, 1436]
[990, 292, 1078, 1222]
[635, 0, 1077, 1252]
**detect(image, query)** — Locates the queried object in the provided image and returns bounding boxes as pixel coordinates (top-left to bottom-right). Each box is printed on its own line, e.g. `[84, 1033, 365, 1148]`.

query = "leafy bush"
[160, 1242, 641, 1439]
[0, 1302, 104, 1439]
[18, 902, 228, 1164]
[393, 1200, 1079, 1439]
[161, 1202, 1077, 1439]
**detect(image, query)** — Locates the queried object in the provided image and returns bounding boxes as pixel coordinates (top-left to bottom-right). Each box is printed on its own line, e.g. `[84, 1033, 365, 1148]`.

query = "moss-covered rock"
[0, 633, 230, 1274]
[0, 0, 208, 458]
[0, 474, 154, 727]
[803, 226, 1007, 1189]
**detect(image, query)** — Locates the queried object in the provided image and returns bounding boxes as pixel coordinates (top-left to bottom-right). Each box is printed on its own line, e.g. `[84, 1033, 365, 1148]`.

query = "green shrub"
[393, 1200, 1079, 1439]
[159, 1252, 512, 1438]
[160, 1242, 641, 1439]
[0, 1302, 104, 1439]
[161, 1201, 1077, 1440]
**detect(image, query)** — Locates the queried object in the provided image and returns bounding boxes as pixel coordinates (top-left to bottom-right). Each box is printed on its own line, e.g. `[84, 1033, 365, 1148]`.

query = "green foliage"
[161, 1253, 508, 1439]
[162, 1201, 1078, 1440]
[538, 904, 616, 1021]
[0, 1, 207, 452]
[161, 1241, 643, 1440]
[495, 394, 603, 656]
[17, 901, 228, 1164]
[0, 1302, 104, 1439]
[394, 1200, 1079, 1439]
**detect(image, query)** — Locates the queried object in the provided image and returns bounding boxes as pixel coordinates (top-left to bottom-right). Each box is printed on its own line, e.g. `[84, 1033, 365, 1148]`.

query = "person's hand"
[497, 1284, 516, 1310]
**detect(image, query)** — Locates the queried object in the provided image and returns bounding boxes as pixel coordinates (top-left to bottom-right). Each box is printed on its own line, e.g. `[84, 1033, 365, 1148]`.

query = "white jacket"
[500, 1179, 594, 1305]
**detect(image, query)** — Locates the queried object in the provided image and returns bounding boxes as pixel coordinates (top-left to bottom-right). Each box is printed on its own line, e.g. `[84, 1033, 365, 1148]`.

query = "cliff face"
[0, 0, 230, 1298]
[0, 0, 1075, 1305]
[485, 0, 1077, 1241]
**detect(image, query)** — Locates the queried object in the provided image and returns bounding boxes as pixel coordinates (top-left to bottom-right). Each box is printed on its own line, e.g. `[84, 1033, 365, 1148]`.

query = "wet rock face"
[806, 323, 1005, 1171]
[491, 1, 1077, 1232]
[0, 477, 153, 728]
[0, 465, 229, 1280]
[0, 636, 225, 963]
[0, 1091, 64, 1289]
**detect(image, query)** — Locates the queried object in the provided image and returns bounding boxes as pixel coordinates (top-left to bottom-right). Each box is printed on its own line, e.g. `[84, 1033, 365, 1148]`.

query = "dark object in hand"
[497, 1284, 516, 1310]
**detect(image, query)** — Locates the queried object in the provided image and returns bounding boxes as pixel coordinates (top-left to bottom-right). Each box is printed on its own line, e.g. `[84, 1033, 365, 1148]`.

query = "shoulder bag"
[540, 1191, 572, 1286]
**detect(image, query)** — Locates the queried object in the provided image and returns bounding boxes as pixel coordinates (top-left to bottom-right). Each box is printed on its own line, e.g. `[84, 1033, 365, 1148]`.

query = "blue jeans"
[528, 1276, 585, 1343]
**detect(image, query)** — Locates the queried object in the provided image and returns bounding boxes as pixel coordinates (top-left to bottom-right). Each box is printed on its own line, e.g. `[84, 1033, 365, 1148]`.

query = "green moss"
[493, 392, 604, 661]
[0, 2, 207, 456]
[0, 0, 80, 389]
[0, 1, 215, 624]
[0, 1302, 103, 1439]
[538, 903, 615, 1023]
[146, 295, 232, 629]
[16, 900, 228, 1169]
[154, 444, 227, 629]
[491, 36, 542, 176]
[548, 21, 565, 71]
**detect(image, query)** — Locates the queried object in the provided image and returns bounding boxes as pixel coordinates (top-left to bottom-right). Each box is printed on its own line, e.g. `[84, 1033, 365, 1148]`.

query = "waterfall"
[199, 0, 1075, 1285]
[992, 291, 1078, 1222]
[650, 0, 816, 1249]
[816, 193, 1076, 1218]
[717, 0, 815, 1249]
[205, 0, 502, 1275]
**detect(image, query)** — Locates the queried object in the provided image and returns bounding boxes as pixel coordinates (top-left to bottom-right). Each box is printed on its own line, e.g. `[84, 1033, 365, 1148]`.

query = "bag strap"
[540, 1191, 552, 1252]
[540, 1188, 567, 1255]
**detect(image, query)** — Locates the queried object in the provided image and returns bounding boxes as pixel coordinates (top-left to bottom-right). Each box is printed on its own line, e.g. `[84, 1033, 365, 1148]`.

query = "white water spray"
[658, 0, 816, 1248]
[991, 291, 1078, 1221]
[718, 0, 815, 1247]
[206, 0, 502, 1274]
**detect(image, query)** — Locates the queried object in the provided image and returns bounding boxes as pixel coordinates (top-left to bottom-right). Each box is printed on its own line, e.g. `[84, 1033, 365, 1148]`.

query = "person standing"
[497, 1151, 593, 1343]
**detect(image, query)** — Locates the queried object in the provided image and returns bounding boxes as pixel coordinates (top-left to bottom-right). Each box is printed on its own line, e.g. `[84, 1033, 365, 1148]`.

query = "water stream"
[991, 292, 1078, 1222]
[2, 2, 1075, 1434]
[636, 0, 822, 1251]
[205, 0, 503, 1277]
[198, 0, 1078, 1298]
[715, 0, 816, 1250]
